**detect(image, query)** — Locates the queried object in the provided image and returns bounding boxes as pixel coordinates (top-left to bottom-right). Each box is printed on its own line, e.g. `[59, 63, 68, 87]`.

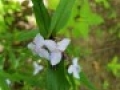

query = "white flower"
[28, 33, 71, 66]
[68, 58, 81, 79]
[44, 38, 70, 65]
[5, 79, 11, 86]
[28, 33, 49, 59]
[33, 61, 43, 75]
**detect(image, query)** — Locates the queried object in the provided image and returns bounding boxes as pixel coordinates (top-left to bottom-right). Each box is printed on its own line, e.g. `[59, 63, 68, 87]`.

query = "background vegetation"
[0, 0, 120, 90]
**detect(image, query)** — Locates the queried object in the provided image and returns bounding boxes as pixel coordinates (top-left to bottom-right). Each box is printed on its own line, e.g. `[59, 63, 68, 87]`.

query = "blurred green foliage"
[107, 56, 120, 77]
[59, 0, 104, 38]
[0, 0, 120, 90]
[0, 0, 6, 32]
[0, 0, 21, 33]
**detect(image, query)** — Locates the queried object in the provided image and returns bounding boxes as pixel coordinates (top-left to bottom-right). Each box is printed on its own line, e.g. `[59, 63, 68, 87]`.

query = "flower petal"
[73, 71, 80, 79]
[44, 40, 57, 51]
[33, 61, 43, 75]
[28, 42, 35, 50]
[72, 57, 78, 66]
[28, 42, 36, 54]
[34, 33, 44, 47]
[50, 52, 62, 65]
[57, 38, 70, 51]
[37, 48, 49, 60]
[68, 65, 74, 74]
[68, 57, 81, 79]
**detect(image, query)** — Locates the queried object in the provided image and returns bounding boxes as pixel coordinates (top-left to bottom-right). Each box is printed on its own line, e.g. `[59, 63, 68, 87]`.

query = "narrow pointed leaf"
[67, 74, 76, 90]
[80, 0, 104, 25]
[49, 0, 76, 37]
[31, 0, 50, 38]
[46, 61, 70, 90]
[14, 29, 39, 41]
[80, 72, 97, 90]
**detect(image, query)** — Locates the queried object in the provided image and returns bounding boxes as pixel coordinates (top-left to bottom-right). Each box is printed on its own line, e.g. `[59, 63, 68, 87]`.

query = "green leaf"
[95, 0, 110, 9]
[48, 0, 60, 10]
[0, 72, 10, 90]
[0, 0, 6, 33]
[67, 74, 76, 90]
[107, 56, 120, 77]
[11, 73, 45, 87]
[80, 72, 97, 90]
[0, 78, 10, 90]
[72, 0, 104, 38]
[14, 29, 39, 41]
[46, 61, 70, 90]
[49, 0, 76, 37]
[0, 29, 38, 42]
[0, 71, 45, 88]
[31, 0, 50, 38]
[0, 0, 4, 15]
[86, 14, 104, 25]
[80, 0, 104, 25]
[80, 0, 91, 17]
[0, 55, 4, 70]
[74, 21, 89, 38]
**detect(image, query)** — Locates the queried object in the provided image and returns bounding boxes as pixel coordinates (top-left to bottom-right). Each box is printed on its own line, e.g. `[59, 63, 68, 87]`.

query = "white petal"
[33, 61, 43, 75]
[73, 71, 80, 79]
[57, 38, 70, 51]
[34, 33, 44, 47]
[50, 52, 62, 65]
[28, 43, 36, 54]
[6, 79, 11, 86]
[68, 57, 81, 79]
[72, 65, 80, 79]
[72, 57, 78, 66]
[28, 42, 35, 50]
[44, 40, 57, 51]
[37, 49, 49, 60]
[68, 65, 74, 74]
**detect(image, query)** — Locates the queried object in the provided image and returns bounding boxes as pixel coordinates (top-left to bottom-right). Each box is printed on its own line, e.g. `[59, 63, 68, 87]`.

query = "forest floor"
[80, 0, 120, 89]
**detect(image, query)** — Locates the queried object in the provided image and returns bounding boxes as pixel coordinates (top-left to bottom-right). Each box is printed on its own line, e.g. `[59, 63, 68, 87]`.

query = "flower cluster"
[28, 33, 81, 78]
[28, 33, 70, 66]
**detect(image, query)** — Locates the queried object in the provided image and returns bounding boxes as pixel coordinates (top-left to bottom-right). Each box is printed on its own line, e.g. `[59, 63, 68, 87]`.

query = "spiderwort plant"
[27, 0, 97, 90]
[0, 0, 100, 90]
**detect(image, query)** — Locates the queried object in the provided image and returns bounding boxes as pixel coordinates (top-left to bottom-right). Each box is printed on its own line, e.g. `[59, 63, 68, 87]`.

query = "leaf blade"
[46, 61, 70, 90]
[80, 72, 97, 90]
[49, 0, 76, 37]
[31, 0, 50, 38]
